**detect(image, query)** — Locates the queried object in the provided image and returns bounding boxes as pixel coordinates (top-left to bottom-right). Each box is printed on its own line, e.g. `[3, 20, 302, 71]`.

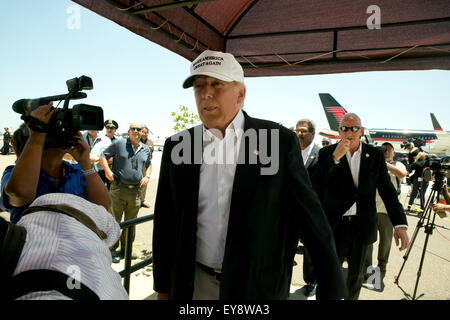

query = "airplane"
[317, 93, 450, 155]
[429, 113, 450, 156]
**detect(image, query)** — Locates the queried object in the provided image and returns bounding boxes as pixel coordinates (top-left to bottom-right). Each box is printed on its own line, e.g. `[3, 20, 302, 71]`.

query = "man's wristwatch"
[146, 174, 151, 179]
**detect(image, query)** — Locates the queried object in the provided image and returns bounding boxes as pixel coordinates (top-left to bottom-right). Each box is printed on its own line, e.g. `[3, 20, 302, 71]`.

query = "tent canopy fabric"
[73, 0, 450, 77]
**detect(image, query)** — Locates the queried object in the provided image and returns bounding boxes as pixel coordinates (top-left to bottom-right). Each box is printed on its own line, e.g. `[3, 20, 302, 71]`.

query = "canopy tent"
[73, 0, 450, 77]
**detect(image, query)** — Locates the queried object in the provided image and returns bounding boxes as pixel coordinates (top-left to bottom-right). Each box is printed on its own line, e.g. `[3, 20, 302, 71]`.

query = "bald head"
[340, 113, 362, 127]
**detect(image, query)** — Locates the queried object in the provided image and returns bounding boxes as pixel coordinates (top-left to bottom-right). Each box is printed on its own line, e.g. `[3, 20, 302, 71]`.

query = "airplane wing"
[318, 128, 340, 139]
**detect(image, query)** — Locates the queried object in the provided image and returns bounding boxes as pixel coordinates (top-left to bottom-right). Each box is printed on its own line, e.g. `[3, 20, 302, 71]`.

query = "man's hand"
[157, 293, 169, 300]
[394, 227, 409, 251]
[105, 169, 115, 181]
[432, 203, 449, 218]
[29, 103, 57, 124]
[68, 132, 91, 169]
[139, 176, 150, 188]
[333, 139, 350, 162]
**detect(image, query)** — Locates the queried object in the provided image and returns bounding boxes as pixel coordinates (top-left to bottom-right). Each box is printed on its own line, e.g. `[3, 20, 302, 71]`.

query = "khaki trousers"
[110, 181, 141, 252]
[192, 264, 220, 300]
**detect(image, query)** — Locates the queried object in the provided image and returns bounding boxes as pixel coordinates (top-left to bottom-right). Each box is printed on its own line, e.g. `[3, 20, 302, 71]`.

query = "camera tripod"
[394, 173, 445, 299]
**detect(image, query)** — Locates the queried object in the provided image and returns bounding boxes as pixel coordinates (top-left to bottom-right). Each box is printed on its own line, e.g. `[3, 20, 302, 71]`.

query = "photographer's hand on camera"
[68, 132, 91, 169]
[24, 103, 58, 135]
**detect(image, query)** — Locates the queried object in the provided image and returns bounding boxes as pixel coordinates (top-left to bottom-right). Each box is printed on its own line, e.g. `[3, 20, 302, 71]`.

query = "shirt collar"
[346, 141, 362, 159]
[303, 141, 315, 155]
[203, 109, 244, 143]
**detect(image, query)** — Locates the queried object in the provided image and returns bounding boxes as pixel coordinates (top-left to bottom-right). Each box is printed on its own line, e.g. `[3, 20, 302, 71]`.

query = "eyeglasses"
[339, 126, 361, 132]
[295, 129, 310, 134]
[106, 126, 116, 130]
[129, 127, 142, 132]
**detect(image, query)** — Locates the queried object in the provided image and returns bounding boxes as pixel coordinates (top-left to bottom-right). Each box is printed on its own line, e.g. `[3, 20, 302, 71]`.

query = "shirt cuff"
[394, 224, 408, 229]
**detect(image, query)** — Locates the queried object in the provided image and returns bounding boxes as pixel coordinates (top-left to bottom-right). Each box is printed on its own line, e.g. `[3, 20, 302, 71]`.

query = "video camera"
[424, 155, 450, 172]
[400, 138, 425, 151]
[422, 155, 450, 185]
[12, 76, 104, 149]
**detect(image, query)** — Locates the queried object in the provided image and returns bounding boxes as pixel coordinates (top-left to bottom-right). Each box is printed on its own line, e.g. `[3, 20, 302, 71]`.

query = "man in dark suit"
[313, 112, 409, 300]
[295, 119, 321, 297]
[152, 50, 346, 300]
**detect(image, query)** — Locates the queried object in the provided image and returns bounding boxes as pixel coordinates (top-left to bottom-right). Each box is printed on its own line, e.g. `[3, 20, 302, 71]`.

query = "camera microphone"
[12, 93, 88, 115]
[12, 98, 47, 115]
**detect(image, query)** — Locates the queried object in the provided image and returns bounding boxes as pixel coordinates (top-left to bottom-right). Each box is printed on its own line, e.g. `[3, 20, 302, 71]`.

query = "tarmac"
[1, 151, 449, 300]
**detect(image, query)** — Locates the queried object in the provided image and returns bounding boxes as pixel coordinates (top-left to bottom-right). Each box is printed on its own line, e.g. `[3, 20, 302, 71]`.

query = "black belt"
[197, 262, 222, 281]
[116, 181, 140, 189]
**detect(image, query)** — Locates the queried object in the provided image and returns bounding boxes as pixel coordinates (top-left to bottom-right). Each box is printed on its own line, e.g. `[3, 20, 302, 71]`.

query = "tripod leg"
[395, 189, 436, 285]
[412, 211, 436, 299]
[394, 215, 423, 284]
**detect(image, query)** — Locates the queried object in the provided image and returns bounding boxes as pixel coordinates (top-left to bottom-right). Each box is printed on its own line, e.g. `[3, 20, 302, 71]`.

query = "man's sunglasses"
[106, 126, 116, 130]
[339, 126, 361, 132]
[130, 127, 142, 131]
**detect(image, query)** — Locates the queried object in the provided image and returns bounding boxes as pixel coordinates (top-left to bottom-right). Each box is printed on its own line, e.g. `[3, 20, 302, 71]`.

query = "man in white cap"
[152, 50, 346, 300]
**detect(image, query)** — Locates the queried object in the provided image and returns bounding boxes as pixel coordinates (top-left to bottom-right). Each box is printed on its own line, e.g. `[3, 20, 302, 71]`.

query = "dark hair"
[11, 123, 29, 159]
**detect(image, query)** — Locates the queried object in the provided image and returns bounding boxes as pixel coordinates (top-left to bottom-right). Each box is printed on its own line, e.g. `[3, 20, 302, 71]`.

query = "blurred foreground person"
[364, 142, 407, 291]
[1, 193, 128, 300]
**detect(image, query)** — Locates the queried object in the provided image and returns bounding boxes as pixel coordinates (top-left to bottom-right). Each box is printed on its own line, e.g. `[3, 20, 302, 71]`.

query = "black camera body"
[400, 140, 413, 150]
[400, 137, 425, 151]
[12, 76, 104, 149]
[423, 155, 450, 186]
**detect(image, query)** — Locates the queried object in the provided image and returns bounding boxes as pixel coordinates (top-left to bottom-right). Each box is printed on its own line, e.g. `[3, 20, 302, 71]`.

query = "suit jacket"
[152, 112, 346, 300]
[304, 143, 320, 177]
[312, 143, 407, 244]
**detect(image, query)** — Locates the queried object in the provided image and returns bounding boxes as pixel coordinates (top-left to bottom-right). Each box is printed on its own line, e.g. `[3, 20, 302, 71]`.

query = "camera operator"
[364, 142, 407, 290]
[406, 152, 429, 213]
[432, 184, 450, 216]
[0, 103, 111, 223]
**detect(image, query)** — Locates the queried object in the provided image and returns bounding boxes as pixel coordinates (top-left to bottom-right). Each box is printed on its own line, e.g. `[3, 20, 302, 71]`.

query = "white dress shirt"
[90, 135, 113, 172]
[301, 141, 315, 166]
[196, 110, 244, 269]
[343, 142, 362, 217]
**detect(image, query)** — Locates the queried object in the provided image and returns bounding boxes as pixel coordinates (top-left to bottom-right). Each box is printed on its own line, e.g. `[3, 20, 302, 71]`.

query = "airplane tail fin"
[319, 93, 347, 131]
[430, 113, 443, 131]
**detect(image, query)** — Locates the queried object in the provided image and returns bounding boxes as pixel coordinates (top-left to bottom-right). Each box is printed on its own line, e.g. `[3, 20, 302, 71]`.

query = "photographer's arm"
[5, 131, 45, 207]
[386, 162, 407, 179]
[5, 104, 56, 207]
[69, 132, 111, 211]
[432, 184, 450, 214]
[443, 184, 450, 204]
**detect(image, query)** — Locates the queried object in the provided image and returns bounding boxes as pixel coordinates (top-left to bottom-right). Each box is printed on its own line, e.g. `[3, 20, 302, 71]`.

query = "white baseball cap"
[182, 50, 244, 88]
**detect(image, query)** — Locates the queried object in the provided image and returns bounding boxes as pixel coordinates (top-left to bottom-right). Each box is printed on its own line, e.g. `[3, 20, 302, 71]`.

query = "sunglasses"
[106, 126, 116, 130]
[295, 129, 310, 134]
[339, 126, 361, 132]
[129, 127, 142, 132]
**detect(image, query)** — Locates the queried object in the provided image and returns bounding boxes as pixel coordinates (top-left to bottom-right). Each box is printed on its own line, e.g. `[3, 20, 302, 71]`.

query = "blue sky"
[1, 0, 449, 141]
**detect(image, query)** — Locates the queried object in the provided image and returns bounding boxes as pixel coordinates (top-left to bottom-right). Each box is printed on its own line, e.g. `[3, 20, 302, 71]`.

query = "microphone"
[12, 98, 47, 115]
[12, 92, 87, 114]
